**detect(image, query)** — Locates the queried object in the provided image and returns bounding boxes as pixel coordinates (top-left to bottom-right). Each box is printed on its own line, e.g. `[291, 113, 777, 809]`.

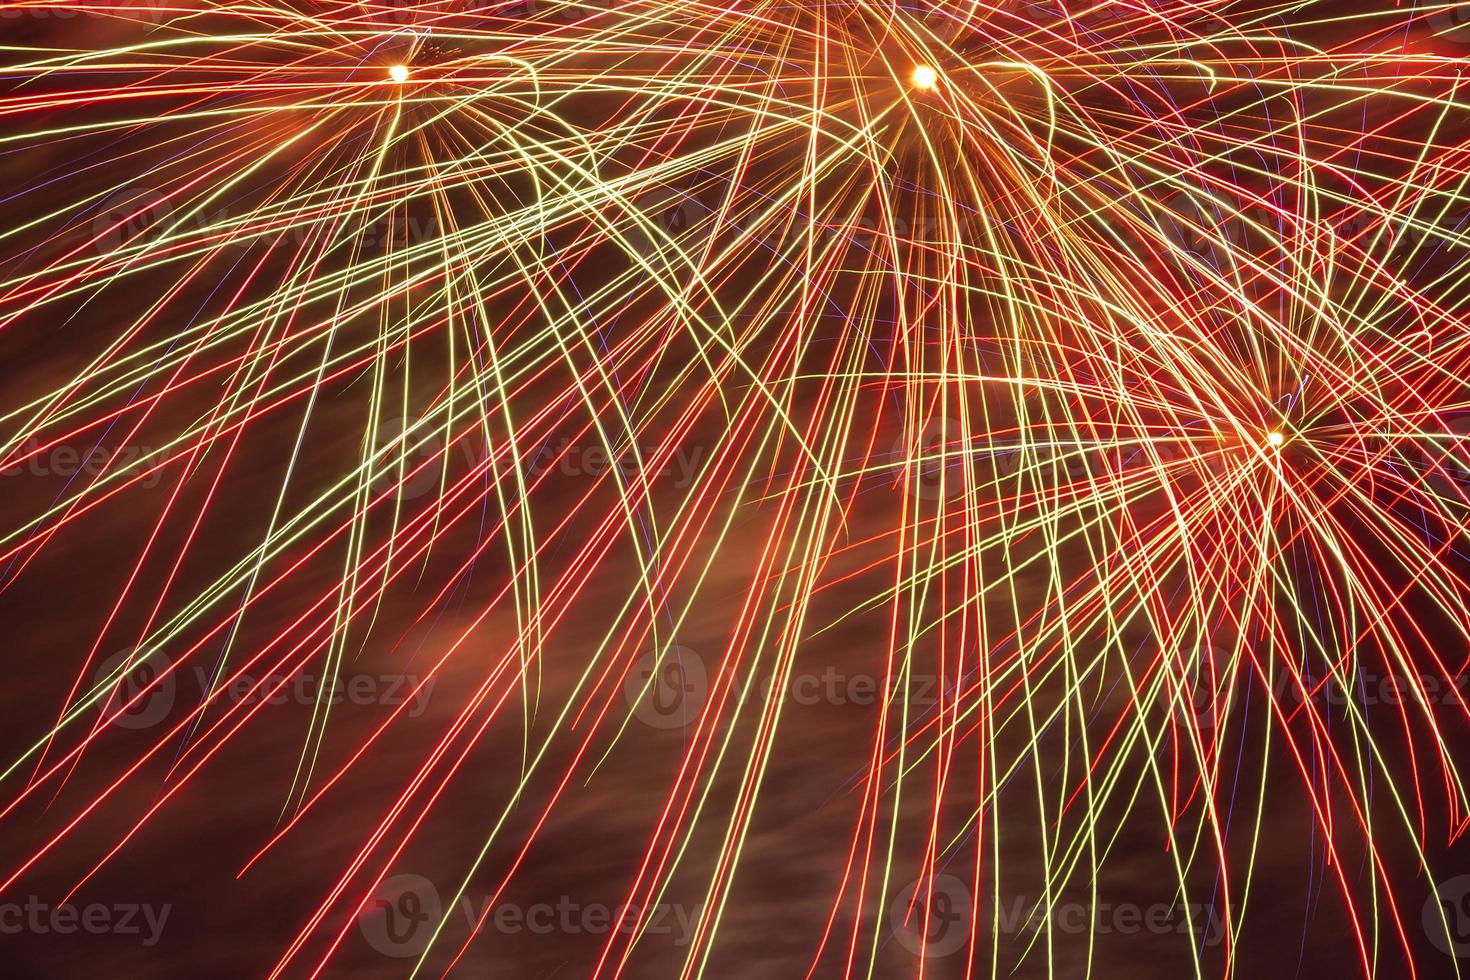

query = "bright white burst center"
[911, 65, 939, 90]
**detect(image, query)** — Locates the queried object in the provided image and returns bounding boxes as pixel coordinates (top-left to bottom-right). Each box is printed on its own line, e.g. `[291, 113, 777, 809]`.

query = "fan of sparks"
[0, 0, 1468, 976]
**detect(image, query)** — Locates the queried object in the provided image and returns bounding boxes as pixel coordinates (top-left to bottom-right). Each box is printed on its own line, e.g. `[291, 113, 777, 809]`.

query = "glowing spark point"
[388, 65, 410, 84]
[1267, 431, 1286, 448]
[911, 65, 939, 90]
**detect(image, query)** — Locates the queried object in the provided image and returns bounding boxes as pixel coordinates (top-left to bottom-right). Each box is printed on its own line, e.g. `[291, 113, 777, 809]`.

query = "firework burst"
[0, 1, 1468, 977]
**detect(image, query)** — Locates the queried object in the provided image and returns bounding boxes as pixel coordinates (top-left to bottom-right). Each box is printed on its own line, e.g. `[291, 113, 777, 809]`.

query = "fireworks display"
[1, 0, 1469, 976]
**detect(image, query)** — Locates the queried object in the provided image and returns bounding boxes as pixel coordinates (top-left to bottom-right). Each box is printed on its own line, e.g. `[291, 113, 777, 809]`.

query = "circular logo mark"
[624, 646, 707, 730]
[1424, 874, 1470, 957]
[1421, 414, 1470, 500]
[1181, 639, 1235, 730]
[892, 416, 967, 501]
[359, 873, 443, 958]
[93, 647, 176, 730]
[90, 185, 174, 254]
[120, 0, 172, 23]
[1157, 190, 1235, 269]
[1431, 4, 1470, 45]
[621, 183, 714, 265]
[371, 416, 444, 502]
[890, 873, 972, 958]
